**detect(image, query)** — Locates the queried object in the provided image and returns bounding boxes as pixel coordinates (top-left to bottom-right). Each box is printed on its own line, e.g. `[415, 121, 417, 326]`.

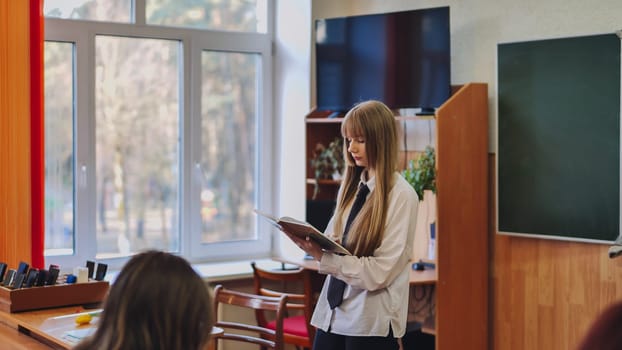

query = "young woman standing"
[289, 100, 419, 350]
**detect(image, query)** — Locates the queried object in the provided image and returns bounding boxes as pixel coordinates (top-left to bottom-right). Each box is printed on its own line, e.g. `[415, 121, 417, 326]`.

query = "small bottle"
[428, 222, 436, 260]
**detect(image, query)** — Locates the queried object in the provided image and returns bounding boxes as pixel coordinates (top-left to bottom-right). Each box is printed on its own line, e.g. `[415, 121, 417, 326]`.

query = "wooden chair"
[251, 262, 316, 350]
[212, 284, 287, 350]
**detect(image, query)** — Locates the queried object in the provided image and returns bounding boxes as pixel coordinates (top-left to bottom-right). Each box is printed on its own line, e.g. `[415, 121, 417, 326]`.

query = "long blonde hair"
[334, 100, 398, 257]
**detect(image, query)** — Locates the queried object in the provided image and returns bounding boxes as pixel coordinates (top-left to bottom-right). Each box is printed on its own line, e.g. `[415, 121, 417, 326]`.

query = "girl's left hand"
[285, 232, 324, 261]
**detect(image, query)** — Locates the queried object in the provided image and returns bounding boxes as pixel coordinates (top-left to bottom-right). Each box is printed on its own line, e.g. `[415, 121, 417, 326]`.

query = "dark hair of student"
[74, 250, 214, 350]
[577, 300, 622, 350]
[335, 100, 399, 257]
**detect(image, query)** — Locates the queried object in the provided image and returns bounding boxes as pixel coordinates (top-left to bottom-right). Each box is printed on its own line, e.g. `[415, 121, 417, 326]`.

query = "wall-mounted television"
[315, 6, 450, 113]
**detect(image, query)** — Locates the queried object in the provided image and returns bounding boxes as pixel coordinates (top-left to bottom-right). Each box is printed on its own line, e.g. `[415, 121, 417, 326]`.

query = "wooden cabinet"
[435, 83, 489, 350]
[304, 83, 489, 350]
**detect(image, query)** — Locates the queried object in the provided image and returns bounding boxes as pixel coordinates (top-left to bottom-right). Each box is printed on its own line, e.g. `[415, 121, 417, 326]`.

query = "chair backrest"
[212, 284, 287, 350]
[251, 262, 316, 343]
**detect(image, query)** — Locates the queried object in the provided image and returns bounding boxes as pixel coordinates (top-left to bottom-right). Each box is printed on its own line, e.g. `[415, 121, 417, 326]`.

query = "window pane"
[200, 51, 259, 243]
[44, 0, 131, 22]
[44, 41, 75, 256]
[146, 0, 267, 33]
[95, 36, 180, 258]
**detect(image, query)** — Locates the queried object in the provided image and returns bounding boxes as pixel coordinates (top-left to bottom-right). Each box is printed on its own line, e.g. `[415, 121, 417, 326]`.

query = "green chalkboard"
[497, 33, 620, 242]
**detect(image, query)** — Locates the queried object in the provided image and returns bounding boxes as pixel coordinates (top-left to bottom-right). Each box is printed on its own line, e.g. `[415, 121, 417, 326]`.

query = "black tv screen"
[315, 7, 450, 113]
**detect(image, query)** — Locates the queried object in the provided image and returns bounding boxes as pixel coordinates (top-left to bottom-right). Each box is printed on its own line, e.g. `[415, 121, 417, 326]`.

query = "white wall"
[273, 0, 311, 259]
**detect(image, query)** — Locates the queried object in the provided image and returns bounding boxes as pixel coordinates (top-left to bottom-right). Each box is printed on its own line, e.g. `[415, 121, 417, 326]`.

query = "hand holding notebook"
[254, 209, 350, 256]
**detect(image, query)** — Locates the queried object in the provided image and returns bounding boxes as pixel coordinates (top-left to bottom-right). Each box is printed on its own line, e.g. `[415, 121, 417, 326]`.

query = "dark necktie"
[327, 183, 370, 309]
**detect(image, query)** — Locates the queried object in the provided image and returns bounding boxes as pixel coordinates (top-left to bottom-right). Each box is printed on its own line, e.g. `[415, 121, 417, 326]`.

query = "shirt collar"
[359, 170, 376, 193]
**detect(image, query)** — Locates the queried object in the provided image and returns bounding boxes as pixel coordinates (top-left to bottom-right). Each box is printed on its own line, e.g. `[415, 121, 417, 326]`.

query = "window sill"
[104, 258, 288, 284]
[193, 258, 284, 283]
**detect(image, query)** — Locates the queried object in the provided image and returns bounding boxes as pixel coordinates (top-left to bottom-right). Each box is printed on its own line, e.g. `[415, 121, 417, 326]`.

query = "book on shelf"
[254, 209, 351, 256]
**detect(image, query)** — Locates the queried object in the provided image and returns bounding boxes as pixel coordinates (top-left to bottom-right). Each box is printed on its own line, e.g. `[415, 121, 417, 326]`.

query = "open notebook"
[255, 209, 350, 255]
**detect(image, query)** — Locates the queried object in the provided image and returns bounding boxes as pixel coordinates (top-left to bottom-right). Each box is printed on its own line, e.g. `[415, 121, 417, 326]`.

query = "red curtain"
[30, 0, 44, 268]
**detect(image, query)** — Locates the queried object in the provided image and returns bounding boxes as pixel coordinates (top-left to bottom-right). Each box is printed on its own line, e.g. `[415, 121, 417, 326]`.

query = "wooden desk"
[272, 256, 438, 285]
[0, 306, 223, 349]
[0, 306, 98, 349]
[0, 321, 53, 349]
[409, 268, 437, 285]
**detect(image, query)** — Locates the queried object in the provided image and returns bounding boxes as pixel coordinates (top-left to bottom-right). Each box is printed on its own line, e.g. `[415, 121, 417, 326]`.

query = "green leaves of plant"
[402, 146, 436, 201]
[310, 137, 344, 180]
[310, 137, 345, 199]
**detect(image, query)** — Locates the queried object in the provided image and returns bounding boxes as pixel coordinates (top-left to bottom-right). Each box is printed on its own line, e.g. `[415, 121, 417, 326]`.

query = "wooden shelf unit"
[304, 83, 489, 349]
[304, 109, 349, 204]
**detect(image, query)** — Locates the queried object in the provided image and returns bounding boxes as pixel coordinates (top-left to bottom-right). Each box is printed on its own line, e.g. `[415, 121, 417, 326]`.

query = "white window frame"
[188, 33, 274, 259]
[44, 1, 275, 270]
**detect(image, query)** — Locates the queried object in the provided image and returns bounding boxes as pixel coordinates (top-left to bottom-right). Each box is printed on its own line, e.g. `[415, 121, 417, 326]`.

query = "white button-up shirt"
[310, 172, 419, 337]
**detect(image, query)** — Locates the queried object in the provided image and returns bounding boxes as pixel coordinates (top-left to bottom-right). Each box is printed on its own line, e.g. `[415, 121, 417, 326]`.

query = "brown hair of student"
[334, 100, 399, 257]
[74, 250, 214, 350]
[576, 300, 622, 350]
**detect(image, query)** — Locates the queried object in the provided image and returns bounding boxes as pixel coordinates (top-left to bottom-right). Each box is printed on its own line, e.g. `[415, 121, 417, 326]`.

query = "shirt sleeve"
[319, 181, 418, 291]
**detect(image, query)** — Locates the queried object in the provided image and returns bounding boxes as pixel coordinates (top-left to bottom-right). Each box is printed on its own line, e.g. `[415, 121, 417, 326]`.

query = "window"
[44, 0, 273, 268]
[199, 51, 258, 244]
[95, 35, 181, 258]
[44, 41, 75, 256]
[146, 0, 268, 33]
[44, 0, 131, 22]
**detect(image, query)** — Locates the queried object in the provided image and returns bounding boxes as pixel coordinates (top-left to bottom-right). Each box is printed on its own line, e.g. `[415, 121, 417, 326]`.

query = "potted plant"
[402, 145, 436, 201]
[403, 145, 437, 260]
[310, 137, 345, 199]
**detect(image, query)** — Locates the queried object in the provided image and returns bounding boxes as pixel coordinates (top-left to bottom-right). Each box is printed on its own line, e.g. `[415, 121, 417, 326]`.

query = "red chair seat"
[267, 315, 308, 337]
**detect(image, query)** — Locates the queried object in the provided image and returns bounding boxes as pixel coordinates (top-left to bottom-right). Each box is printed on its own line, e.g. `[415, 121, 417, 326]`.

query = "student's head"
[577, 300, 622, 350]
[341, 100, 399, 178]
[76, 250, 213, 350]
[335, 100, 399, 256]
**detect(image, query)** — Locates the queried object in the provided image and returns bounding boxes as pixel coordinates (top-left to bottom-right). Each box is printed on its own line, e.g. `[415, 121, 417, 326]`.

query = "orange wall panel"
[0, 0, 32, 267]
